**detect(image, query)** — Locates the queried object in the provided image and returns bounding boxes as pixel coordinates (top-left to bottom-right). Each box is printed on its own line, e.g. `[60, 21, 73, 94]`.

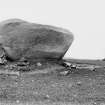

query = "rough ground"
[0, 60, 105, 105]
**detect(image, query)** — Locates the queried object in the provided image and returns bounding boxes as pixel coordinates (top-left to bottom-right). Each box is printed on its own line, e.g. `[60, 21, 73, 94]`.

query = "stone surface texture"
[0, 19, 74, 61]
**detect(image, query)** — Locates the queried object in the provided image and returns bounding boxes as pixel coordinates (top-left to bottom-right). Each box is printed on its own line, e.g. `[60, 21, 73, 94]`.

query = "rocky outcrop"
[0, 19, 74, 61]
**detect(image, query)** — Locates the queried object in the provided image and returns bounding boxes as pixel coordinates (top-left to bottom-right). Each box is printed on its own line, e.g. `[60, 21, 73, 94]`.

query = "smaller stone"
[0, 45, 7, 64]
[16, 100, 20, 103]
[36, 62, 42, 66]
[0, 57, 6, 64]
[62, 61, 72, 68]
[76, 81, 82, 86]
[60, 70, 69, 75]
[46, 94, 50, 98]
[31, 79, 34, 82]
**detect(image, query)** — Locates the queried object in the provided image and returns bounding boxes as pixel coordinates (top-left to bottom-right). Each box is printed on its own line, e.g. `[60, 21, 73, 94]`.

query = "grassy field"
[0, 59, 105, 105]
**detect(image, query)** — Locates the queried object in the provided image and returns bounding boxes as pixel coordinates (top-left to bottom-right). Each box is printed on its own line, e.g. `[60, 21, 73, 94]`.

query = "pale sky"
[0, 0, 105, 59]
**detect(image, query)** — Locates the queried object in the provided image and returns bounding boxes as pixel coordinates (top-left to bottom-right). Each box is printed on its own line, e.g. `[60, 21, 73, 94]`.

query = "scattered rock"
[36, 62, 42, 66]
[76, 81, 82, 86]
[0, 19, 74, 62]
[59, 70, 70, 76]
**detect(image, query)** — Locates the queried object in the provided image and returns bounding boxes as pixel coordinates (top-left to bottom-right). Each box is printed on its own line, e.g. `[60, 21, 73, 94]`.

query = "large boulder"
[0, 19, 74, 61]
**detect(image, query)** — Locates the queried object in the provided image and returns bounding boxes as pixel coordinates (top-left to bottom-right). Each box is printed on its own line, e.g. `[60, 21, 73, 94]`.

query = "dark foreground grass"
[0, 60, 105, 105]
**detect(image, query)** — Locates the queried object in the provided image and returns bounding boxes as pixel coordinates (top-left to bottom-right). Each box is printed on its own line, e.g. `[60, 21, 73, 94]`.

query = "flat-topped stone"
[0, 19, 74, 61]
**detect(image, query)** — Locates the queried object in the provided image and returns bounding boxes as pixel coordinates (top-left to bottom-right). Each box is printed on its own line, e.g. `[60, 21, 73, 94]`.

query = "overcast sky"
[0, 0, 105, 59]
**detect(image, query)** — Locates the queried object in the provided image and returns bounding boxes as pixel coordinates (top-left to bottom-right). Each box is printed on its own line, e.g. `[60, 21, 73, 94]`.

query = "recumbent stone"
[0, 19, 74, 62]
